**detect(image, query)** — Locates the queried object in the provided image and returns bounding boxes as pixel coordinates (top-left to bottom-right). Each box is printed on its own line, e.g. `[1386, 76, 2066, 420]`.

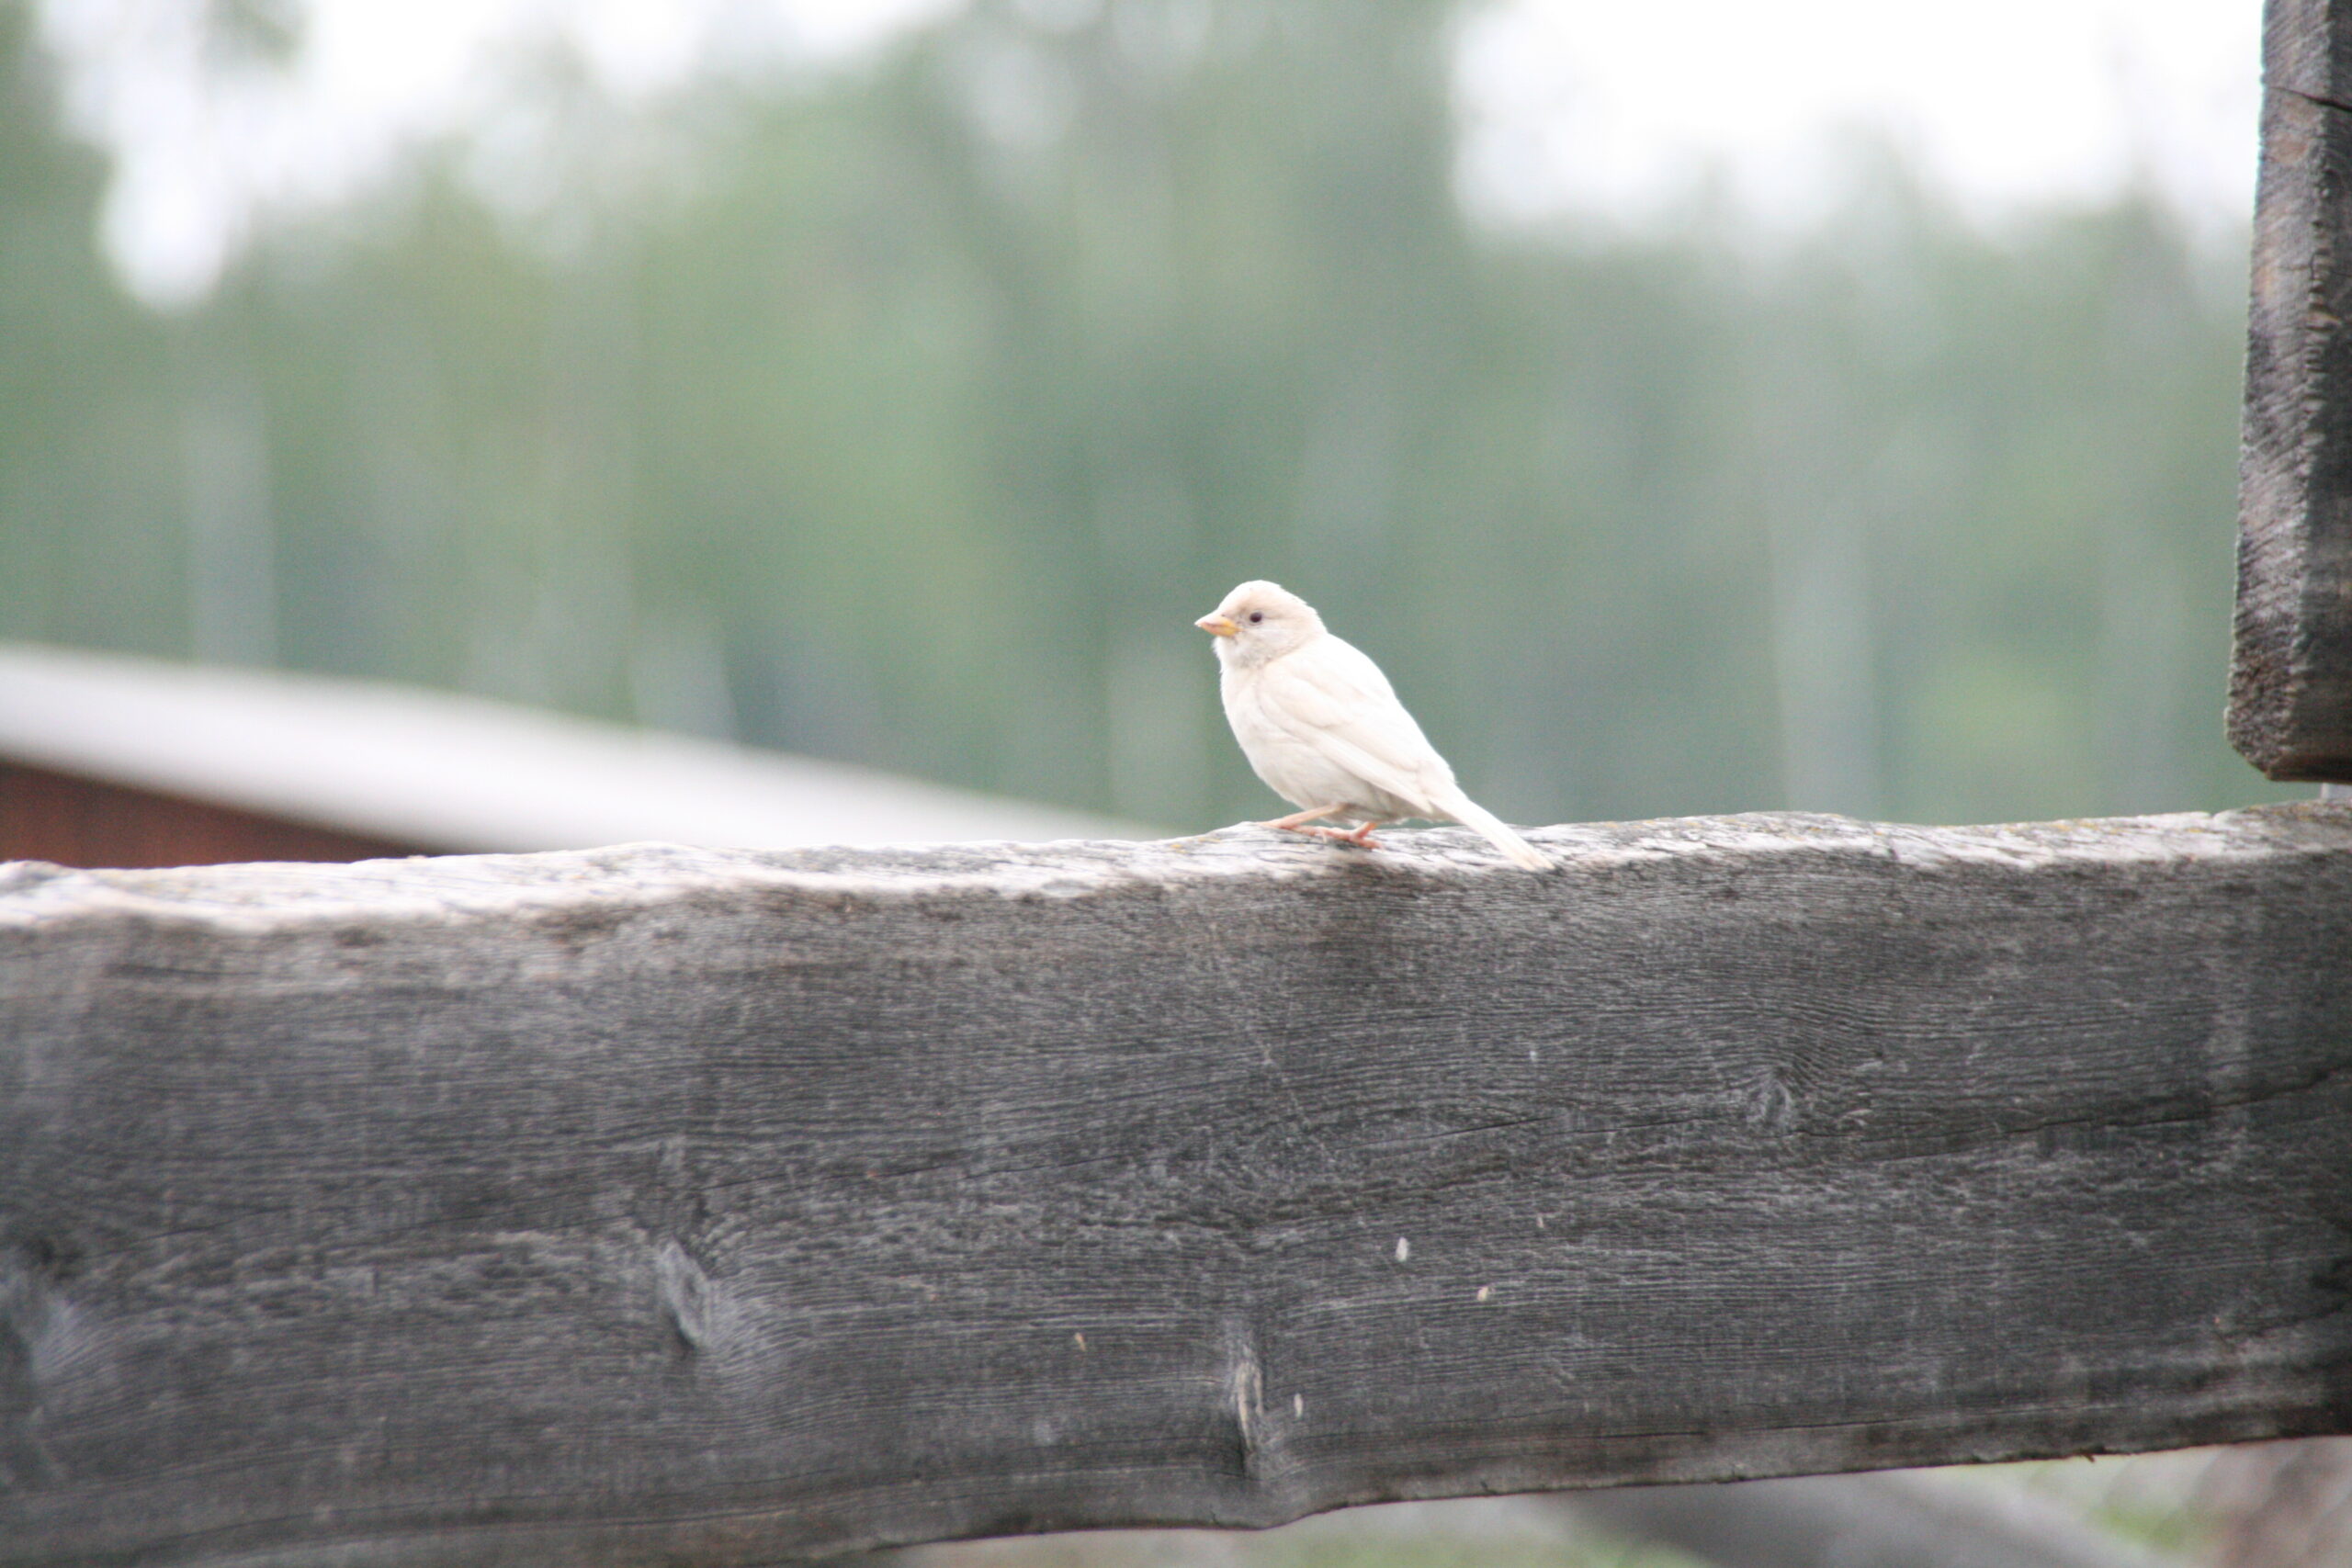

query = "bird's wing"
[1255, 636, 1454, 811]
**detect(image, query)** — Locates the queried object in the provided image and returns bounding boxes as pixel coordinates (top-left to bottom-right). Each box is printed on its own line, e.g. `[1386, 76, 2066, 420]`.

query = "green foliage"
[0, 2, 182, 657]
[0, 0, 2300, 829]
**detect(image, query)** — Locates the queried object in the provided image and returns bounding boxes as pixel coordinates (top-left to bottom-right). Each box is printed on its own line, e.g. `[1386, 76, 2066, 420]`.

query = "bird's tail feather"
[1441, 794, 1551, 871]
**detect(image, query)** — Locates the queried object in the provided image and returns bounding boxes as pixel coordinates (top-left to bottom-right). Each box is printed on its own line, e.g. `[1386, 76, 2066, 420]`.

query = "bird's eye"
[1249, 612, 1263, 624]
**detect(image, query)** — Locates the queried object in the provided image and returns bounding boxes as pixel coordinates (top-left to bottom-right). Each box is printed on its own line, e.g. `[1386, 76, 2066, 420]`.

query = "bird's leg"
[1259, 805, 1347, 832]
[1335, 819, 1383, 849]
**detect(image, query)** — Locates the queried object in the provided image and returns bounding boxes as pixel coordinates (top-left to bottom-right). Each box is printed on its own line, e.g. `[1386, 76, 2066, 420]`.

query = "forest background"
[0, 0, 2294, 834]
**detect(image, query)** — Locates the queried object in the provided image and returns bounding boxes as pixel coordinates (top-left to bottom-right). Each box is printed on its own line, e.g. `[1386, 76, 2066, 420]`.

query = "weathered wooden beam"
[2235, 0, 2352, 779]
[4, 809, 2351, 1565]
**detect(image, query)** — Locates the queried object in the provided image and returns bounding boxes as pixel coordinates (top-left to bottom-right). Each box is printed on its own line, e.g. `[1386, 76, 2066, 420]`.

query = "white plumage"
[1194, 581, 1549, 870]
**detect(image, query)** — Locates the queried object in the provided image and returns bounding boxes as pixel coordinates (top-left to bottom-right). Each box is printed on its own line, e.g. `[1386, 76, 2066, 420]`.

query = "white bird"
[1194, 581, 1549, 870]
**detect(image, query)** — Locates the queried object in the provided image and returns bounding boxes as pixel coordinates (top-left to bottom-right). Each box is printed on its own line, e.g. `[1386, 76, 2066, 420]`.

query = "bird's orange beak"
[1195, 614, 1240, 637]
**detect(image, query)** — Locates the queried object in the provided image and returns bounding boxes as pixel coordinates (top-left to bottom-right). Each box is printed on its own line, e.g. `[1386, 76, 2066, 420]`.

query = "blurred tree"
[0, 2, 179, 658]
[0, 0, 2295, 829]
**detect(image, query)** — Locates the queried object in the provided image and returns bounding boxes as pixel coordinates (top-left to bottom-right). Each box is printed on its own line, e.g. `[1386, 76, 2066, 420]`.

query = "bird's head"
[1195, 581, 1324, 667]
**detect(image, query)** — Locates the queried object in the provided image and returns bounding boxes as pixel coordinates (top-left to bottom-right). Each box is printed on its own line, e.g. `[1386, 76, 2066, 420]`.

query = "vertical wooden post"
[2234, 0, 2352, 781]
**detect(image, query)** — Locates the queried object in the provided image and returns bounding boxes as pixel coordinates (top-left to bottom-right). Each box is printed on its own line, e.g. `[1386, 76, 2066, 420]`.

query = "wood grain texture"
[2234, 0, 2352, 779]
[3, 809, 2351, 1566]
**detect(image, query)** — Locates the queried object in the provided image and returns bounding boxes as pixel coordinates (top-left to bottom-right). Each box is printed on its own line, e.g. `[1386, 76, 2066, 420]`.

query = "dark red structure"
[0, 760, 425, 870]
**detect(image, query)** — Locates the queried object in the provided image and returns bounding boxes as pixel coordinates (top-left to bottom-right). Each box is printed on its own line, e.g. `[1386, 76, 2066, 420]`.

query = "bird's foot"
[1292, 823, 1380, 850]
[1256, 806, 1380, 850]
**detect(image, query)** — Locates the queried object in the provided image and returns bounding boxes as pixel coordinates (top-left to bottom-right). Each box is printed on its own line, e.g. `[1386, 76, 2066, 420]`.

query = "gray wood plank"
[2234, 0, 2352, 779]
[4, 809, 2351, 1565]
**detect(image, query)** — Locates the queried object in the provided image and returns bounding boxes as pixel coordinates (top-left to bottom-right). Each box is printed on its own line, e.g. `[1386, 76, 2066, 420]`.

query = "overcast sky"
[37, 0, 2265, 307]
[1455, 0, 2261, 232]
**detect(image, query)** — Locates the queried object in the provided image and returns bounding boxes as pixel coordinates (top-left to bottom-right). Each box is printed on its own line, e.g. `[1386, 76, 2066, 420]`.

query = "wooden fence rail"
[5, 810, 2350, 1564]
